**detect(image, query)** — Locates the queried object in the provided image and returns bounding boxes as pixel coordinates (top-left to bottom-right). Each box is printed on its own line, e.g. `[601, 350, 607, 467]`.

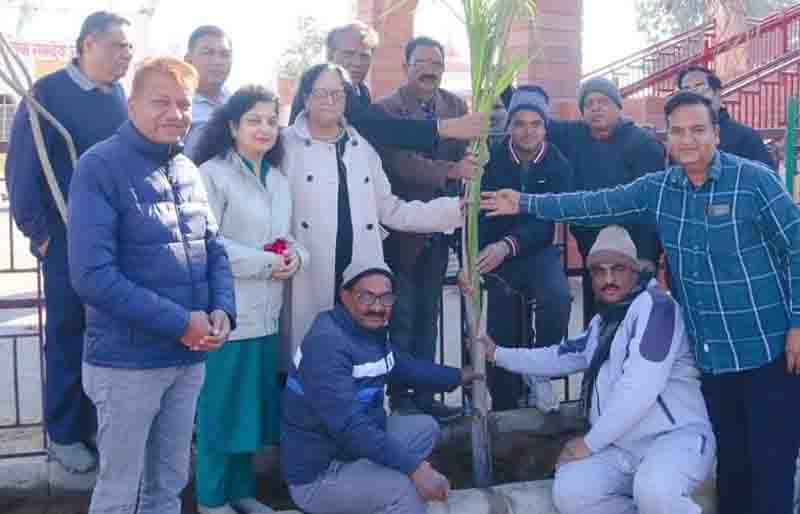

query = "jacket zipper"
[160, 158, 196, 306]
[657, 395, 676, 425]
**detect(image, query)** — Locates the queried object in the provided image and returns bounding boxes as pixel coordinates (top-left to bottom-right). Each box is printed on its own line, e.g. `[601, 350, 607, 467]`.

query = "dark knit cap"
[578, 77, 623, 113]
[507, 85, 550, 128]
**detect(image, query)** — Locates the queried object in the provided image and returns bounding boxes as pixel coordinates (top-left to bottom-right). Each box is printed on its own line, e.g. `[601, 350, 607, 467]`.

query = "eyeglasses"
[410, 58, 445, 71]
[355, 290, 396, 307]
[685, 84, 710, 93]
[309, 88, 347, 103]
[338, 49, 373, 63]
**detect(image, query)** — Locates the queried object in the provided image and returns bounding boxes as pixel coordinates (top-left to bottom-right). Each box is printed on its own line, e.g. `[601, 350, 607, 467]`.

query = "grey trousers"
[552, 427, 715, 514]
[290, 414, 440, 514]
[82, 362, 205, 514]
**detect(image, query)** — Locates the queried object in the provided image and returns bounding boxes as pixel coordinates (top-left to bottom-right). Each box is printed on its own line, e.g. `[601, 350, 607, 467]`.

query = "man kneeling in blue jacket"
[480, 226, 715, 514]
[281, 259, 479, 514]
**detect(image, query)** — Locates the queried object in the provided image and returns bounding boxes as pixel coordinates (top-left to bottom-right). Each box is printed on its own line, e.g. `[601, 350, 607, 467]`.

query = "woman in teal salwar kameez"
[192, 85, 307, 514]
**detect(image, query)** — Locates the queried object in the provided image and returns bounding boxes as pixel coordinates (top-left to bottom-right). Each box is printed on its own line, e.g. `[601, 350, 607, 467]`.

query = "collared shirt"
[184, 89, 230, 156]
[65, 59, 124, 96]
[519, 151, 800, 374]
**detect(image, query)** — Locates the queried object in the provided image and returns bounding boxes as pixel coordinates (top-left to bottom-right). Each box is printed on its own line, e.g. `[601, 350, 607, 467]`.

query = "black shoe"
[418, 399, 463, 424]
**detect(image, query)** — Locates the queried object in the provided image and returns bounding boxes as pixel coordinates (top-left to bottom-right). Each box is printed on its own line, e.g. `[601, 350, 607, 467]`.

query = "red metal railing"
[582, 5, 800, 101]
[582, 22, 715, 94]
[722, 50, 800, 129]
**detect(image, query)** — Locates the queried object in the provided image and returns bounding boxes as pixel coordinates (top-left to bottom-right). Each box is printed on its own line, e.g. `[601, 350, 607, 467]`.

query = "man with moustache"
[478, 225, 714, 514]
[184, 25, 232, 156]
[376, 36, 474, 421]
[281, 259, 479, 514]
[289, 22, 487, 153]
[5, 10, 133, 473]
[477, 86, 573, 412]
[68, 57, 235, 514]
[481, 91, 800, 514]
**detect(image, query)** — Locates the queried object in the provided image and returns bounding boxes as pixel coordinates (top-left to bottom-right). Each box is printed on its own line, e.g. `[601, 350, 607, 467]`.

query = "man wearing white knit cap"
[479, 226, 715, 514]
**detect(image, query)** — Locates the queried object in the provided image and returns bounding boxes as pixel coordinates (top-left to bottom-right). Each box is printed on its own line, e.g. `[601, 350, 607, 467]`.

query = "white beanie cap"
[586, 225, 640, 271]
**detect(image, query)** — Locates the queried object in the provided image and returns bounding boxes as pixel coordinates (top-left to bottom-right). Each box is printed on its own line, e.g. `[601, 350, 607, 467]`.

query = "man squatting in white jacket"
[480, 225, 715, 514]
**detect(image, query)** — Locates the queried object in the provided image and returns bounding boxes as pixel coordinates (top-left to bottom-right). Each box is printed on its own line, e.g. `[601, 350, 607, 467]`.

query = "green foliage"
[461, 0, 536, 318]
[635, 0, 798, 42]
[277, 15, 326, 80]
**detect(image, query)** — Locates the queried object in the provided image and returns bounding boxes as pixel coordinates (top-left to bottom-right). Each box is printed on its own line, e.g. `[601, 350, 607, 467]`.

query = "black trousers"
[701, 355, 800, 514]
[484, 247, 571, 411]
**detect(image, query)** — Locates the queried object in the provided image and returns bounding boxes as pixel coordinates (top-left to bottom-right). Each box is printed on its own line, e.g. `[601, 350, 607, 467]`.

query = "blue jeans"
[83, 362, 204, 514]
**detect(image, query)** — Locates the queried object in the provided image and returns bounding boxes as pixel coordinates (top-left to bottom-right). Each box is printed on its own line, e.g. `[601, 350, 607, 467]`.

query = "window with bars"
[0, 95, 17, 145]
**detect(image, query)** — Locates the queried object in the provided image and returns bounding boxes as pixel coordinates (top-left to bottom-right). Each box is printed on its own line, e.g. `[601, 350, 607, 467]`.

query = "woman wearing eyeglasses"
[281, 63, 463, 362]
[191, 85, 308, 514]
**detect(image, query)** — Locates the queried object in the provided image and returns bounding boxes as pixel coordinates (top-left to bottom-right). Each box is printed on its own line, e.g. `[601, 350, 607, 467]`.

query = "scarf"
[579, 274, 648, 420]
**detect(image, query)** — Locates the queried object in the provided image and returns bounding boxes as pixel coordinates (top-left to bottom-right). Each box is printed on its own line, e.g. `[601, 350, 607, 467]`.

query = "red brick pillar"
[359, 0, 583, 111]
[510, 0, 583, 119]
[357, 0, 418, 100]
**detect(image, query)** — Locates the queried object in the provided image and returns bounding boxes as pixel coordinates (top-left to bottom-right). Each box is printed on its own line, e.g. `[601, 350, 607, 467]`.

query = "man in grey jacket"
[480, 225, 714, 514]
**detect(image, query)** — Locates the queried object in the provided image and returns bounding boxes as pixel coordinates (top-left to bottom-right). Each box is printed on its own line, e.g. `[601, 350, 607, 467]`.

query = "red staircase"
[582, 5, 800, 130]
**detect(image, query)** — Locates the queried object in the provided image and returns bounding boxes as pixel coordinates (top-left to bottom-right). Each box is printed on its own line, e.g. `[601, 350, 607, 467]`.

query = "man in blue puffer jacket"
[68, 57, 235, 514]
[282, 259, 479, 514]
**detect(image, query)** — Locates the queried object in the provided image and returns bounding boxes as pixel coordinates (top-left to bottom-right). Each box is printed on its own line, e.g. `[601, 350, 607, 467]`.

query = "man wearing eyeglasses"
[281, 259, 479, 514]
[676, 66, 774, 169]
[289, 22, 487, 154]
[327, 21, 378, 107]
[376, 36, 475, 422]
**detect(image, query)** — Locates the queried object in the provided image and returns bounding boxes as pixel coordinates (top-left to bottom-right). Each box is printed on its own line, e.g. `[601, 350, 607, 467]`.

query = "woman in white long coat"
[282, 63, 463, 356]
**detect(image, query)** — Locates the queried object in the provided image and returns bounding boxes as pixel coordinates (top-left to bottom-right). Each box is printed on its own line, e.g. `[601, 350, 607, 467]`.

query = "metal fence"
[0, 173, 47, 460]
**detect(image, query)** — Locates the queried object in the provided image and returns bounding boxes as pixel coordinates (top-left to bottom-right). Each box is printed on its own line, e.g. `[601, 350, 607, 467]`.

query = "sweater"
[480, 137, 572, 258]
[548, 118, 665, 262]
[281, 305, 462, 485]
[5, 66, 127, 252]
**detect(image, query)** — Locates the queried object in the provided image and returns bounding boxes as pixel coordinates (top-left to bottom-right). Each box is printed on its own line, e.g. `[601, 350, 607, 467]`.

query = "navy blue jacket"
[548, 118, 665, 262]
[718, 109, 775, 170]
[67, 121, 236, 369]
[480, 138, 572, 258]
[5, 68, 127, 254]
[281, 305, 462, 485]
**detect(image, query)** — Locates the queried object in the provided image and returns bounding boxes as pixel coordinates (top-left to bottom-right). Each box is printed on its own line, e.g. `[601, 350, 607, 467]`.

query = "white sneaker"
[198, 504, 238, 514]
[232, 497, 275, 513]
[48, 441, 97, 473]
[525, 375, 560, 413]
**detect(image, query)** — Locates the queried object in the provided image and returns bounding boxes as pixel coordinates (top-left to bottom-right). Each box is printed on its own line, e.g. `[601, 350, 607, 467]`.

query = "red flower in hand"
[264, 238, 292, 263]
[264, 238, 289, 255]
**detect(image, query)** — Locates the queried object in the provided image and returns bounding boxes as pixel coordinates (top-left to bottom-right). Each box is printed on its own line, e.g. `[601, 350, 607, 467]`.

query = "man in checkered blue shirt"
[481, 91, 800, 514]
